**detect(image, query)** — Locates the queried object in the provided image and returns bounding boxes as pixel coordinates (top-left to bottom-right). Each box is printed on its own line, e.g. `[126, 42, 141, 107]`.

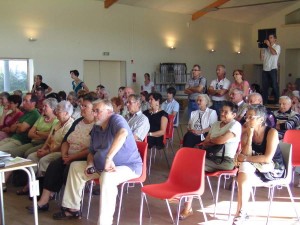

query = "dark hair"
[46, 92, 60, 102]
[35, 74, 43, 80]
[144, 73, 150, 80]
[140, 91, 149, 101]
[8, 95, 22, 107]
[26, 93, 38, 103]
[97, 84, 105, 89]
[0, 92, 10, 99]
[222, 101, 238, 114]
[58, 91, 67, 101]
[269, 33, 277, 39]
[118, 86, 125, 91]
[193, 64, 201, 70]
[149, 92, 162, 104]
[36, 87, 45, 93]
[82, 92, 99, 102]
[70, 70, 79, 76]
[167, 86, 176, 97]
[232, 69, 245, 80]
[111, 97, 123, 108]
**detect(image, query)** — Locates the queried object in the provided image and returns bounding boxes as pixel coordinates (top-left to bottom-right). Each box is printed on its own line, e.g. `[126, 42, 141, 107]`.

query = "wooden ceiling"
[102, 0, 299, 24]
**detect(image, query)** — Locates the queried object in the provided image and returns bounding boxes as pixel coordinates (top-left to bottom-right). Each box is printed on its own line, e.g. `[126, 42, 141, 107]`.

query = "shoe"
[232, 210, 249, 225]
[179, 208, 193, 220]
[16, 189, 29, 195]
[26, 203, 49, 214]
[53, 208, 81, 220]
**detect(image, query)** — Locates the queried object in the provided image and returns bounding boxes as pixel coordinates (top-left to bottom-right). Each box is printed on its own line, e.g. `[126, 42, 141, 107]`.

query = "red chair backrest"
[283, 130, 300, 166]
[136, 141, 148, 182]
[163, 114, 175, 144]
[167, 147, 206, 195]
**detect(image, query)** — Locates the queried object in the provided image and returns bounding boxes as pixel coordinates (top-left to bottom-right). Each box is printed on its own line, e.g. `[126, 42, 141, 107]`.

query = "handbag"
[252, 161, 275, 173]
[202, 144, 226, 164]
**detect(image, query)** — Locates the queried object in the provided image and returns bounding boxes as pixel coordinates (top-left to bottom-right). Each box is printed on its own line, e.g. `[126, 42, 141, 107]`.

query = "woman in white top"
[180, 101, 242, 220]
[141, 73, 154, 93]
[182, 94, 217, 147]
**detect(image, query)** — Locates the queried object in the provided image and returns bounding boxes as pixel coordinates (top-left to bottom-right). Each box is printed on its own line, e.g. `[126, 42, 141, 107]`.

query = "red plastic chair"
[283, 130, 300, 182]
[140, 148, 207, 225]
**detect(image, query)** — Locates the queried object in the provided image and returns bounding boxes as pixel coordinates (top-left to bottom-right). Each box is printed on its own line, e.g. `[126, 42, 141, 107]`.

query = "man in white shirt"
[208, 65, 231, 118]
[260, 33, 281, 104]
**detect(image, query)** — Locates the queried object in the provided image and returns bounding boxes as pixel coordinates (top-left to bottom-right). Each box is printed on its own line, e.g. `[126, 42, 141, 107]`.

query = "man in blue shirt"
[161, 86, 180, 127]
[53, 99, 142, 225]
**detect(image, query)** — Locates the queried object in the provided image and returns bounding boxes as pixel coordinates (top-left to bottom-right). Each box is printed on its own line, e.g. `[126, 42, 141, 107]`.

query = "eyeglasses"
[192, 69, 200, 72]
[244, 115, 260, 121]
[127, 101, 137, 105]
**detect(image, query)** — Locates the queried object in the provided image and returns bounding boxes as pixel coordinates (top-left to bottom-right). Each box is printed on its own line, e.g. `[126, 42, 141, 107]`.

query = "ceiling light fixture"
[209, 49, 216, 53]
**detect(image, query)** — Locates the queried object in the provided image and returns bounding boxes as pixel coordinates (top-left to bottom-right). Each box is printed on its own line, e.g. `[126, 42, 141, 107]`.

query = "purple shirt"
[89, 114, 142, 175]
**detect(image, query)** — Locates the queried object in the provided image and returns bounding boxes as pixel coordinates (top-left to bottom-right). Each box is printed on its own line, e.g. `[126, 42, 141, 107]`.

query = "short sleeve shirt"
[161, 99, 180, 126]
[210, 78, 231, 101]
[186, 76, 207, 100]
[263, 43, 280, 71]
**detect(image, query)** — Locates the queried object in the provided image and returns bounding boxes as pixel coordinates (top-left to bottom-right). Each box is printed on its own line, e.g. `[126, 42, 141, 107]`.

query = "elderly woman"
[180, 101, 242, 220]
[229, 69, 250, 99]
[9, 98, 59, 158]
[0, 95, 24, 141]
[143, 92, 168, 149]
[26, 93, 97, 212]
[273, 96, 300, 140]
[16, 101, 74, 195]
[233, 105, 285, 224]
[182, 94, 217, 147]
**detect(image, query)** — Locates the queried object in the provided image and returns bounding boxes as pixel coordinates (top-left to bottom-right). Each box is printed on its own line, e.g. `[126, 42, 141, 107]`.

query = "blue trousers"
[188, 100, 198, 119]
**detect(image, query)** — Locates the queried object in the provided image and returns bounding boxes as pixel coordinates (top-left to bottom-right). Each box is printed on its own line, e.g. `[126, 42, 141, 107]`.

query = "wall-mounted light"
[209, 49, 216, 53]
[28, 37, 37, 42]
[169, 46, 176, 50]
[236, 51, 241, 54]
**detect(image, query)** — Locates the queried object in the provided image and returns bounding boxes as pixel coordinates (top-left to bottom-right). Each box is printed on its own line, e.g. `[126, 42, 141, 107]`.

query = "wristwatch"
[149, 132, 152, 136]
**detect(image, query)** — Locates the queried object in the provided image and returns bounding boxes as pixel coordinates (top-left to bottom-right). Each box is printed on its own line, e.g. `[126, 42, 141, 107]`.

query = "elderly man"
[53, 99, 142, 225]
[125, 94, 150, 141]
[0, 93, 40, 154]
[121, 87, 135, 116]
[273, 96, 300, 139]
[208, 65, 231, 118]
[229, 88, 247, 122]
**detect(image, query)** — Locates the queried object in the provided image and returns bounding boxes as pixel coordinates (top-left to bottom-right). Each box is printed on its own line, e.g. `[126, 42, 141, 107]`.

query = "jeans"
[262, 69, 279, 104]
[187, 100, 198, 119]
[211, 100, 224, 119]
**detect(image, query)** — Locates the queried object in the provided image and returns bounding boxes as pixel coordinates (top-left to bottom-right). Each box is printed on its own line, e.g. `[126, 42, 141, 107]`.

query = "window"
[0, 59, 32, 93]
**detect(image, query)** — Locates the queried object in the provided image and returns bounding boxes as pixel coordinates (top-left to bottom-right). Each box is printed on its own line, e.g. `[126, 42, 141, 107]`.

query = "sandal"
[16, 189, 29, 195]
[53, 208, 81, 220]
[232, 210, 249, 225]
[179, 208, 193, 220]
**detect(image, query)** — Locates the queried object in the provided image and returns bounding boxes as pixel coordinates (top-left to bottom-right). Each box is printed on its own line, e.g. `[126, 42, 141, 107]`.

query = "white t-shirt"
[142, 81, 154, 93]
[263, 43, 280, 71]
[210, 78, 231, 101]
[209, 120, 241, 158]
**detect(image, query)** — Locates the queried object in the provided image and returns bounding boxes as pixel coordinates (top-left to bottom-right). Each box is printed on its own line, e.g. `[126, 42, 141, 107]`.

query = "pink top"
[230, 80, 250, 96]
[0, 111, 24, 130]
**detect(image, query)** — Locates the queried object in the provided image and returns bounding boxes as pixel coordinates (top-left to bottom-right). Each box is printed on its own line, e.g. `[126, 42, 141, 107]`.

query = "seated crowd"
[0, 66, 299, 225]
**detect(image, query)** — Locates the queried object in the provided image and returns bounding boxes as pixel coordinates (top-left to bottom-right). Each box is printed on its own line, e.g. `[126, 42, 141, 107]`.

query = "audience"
[161, 86, 180, 127]
[291, 91, 300, 113]
[0, 95, 23, 141]
[140, 91, 150, 112]
[124, 94, 150, 141]
[70, 69, 89, 95]
[229, 88, 248, 122]
[26, 93, 97, 213]
[229, 69, 250, 99]
[182, 94, 217, 147]
[35, 87, 46, 114]
[179, 101, 241, 220]
[143, 93, 168, 149]
[31, 74, 53, 94]
[273, 96, 300, 139]
[111, 96, 123, 114]
[233, 104, 285, 225]
[0, 92, 10, 117]
[141, 73, 155, 93]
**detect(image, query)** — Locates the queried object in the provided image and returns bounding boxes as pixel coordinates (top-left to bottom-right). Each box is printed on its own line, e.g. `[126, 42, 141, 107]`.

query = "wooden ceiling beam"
[192, 0, 230, 21]
[104, 0, 118, 9]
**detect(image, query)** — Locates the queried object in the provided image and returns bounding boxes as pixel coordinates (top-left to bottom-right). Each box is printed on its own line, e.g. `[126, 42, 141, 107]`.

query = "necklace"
[150, 109, 159, 115]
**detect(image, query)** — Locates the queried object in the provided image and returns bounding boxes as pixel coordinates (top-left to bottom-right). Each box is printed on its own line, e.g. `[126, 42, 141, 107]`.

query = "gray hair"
[128, 94, 141, 104]
[197, 94, 212, 107]
[231, 88, 243, 95]
[92, 99, 114, 112]
[279, 95, 292, 104]
[57, 100, 73, 116]
[43, 98, 58, 111]
[247, 104, 267, 124]
[68, 91, 77, 100]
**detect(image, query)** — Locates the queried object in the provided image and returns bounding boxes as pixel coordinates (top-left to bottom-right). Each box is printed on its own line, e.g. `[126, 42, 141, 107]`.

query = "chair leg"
[266, 186, 275, 224]
[116, 183, 126, 225]
[162, 148, 171, 169]
[140, 183, 151, 218]
[86, 180, 94, 219]
[198, 196, 207, 222]
[165, 199, 175, 224]
[228, 178, 236, 220]
[148, 148, 153, 176]
[139, 192, 145, 225]
[213, 175, 222, 217]
[206, 176, 214, 200]
[175, 198, 184, 225]
[286, 185, 300, 221]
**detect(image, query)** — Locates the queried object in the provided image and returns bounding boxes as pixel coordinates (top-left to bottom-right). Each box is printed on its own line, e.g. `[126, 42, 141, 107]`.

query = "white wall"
[251, 1, 300, 92]
[0, 0, 257, 94]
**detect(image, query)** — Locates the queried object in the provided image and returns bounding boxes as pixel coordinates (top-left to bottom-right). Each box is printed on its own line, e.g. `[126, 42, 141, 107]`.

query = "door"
[83, 60, 126, 97]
